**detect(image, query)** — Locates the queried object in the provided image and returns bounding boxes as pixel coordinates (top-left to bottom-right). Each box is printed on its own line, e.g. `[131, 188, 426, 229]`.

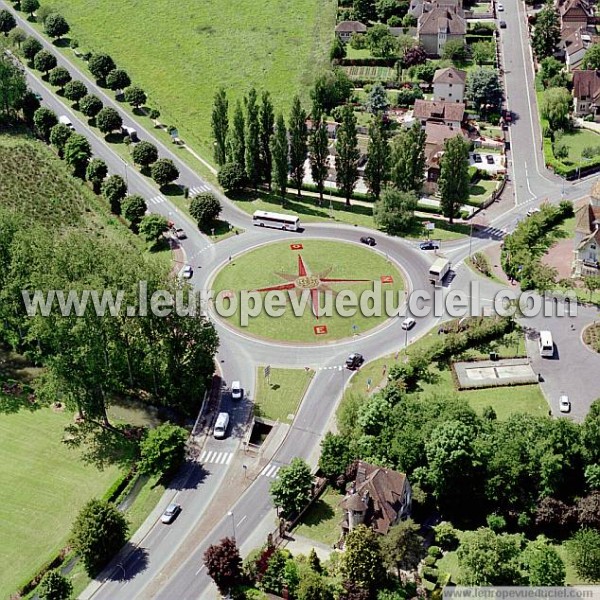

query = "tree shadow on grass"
[53, 38, 71, 48]
[104, 544, 149, 582]
[299, 498, 335, 528]
[105, 132, 125, 144]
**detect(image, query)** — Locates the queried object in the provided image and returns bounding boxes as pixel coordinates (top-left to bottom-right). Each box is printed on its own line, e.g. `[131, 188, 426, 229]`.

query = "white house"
[433, 66, 467, 102]
[573, 182, 600, 277]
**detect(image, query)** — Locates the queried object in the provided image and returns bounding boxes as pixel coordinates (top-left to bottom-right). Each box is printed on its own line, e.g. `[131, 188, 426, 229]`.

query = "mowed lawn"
[255, 367, 314, 422]
[52, 0, 336, 160]
[561, 128, 600, 163]
[212, 239, 405, 342]
[0, 408, 120, 598]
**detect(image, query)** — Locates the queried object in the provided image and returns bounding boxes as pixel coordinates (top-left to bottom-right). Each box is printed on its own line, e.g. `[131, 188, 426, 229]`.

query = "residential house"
[335, 20, 367, 43]
[409, 0, 462, 19]
[413, 99, 466, 128]
[433, 66, 467, 102]
[305, 118, 339, 139]
[424, 121, 468, 183]
[572, 182, 600, 276]
[340, 461, 412, 537]
[572, 70, 600, 119]
[417, 3, 466, 56]
[558, 0, 594, 29]
[562, 26, 595, 71]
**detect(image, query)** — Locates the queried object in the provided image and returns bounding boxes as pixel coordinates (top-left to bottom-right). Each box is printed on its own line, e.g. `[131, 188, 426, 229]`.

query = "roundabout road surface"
[6, 2, 599, 597]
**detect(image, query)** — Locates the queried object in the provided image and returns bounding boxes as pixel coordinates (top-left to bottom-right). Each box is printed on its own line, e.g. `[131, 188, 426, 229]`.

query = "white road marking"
[236, 515, 247, 527]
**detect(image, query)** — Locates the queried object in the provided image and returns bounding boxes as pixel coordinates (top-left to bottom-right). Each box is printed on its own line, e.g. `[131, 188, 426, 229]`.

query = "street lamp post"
[227, 510, 236, 541]
[122, 159, 128, 188]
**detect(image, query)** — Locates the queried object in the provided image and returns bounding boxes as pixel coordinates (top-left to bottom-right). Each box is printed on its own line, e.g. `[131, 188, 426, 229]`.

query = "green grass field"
[294, 488, 343, 546]
[469, 179, 497, 205]
[255, 367, 315, 422]
[52, 0, 336, 161]
[343, 326, 549, 419]
[561, 128, 600, 164]
[0, 408, 120, 598]
[212, 239, 405, 342]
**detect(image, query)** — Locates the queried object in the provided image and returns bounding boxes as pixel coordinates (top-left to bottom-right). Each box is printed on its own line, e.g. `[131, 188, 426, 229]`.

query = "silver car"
[161, 503, 181, 524]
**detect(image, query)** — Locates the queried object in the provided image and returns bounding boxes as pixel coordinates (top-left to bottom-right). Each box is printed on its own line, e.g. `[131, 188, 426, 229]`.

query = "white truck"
[429, 257, 450, 286]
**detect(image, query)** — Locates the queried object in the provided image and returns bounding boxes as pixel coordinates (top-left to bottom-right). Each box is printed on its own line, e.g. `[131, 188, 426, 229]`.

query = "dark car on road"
[345, 353, 364, 370]
[473, 153, 482, 163]
[486, 155, 495, 165]
[360, 236, 376, 246]
[419, 240, 440, 250]
[499, 20, 507, 28]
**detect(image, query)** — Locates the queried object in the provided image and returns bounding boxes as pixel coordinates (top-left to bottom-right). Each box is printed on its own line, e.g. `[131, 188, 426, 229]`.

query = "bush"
[424, 555, 437, 567]
[189, 192, 222, 230]
[471, 251, 492, 277]
[428, 545, 442, 559]
[422, 566, 439, 581]
[434, 523, 459, 551]
[151, 158, 179, 187]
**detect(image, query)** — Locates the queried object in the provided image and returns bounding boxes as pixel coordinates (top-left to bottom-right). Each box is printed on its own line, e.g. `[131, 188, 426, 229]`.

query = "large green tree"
[309, 108, 330, 205]
[38, 569, 73, 600]
[121, 194, 147, 229]
[342, 524, 386, 591]
[289, 95, 308, 196]
[151, 158, 179, 188]
[438, 135, 470, 223]
[532, 4, 561, 59]
[86, 157, 107, 193]
[211, 87, 228, 166]
[0, 55, 26, 117]
[132, 140, 158, 168]
[63, 80, 87, 106]
[79, 94, 103, 119]
[541, 86, 572, 131]
[34, 50, 57, 75]
[106, 68, 131, 93]
[227, 99, 245, 171]
[96, 106, 122, 135]
[190, 192, 222, 230]
[364, 114, 390, 200]
[44, 13, 69, 40]
[138, 214, 169, 247]
[102, 174, 127, 214]
[335, 104, 360, 206]
[381, 518, 424, 576]
[70, 499, 129, 577]
[21, 0, 40, 18]
[33, 106, 58, 142]
[258, 90, 275, 188]
[319, 432, 352, 480]
[138, 423, 188, 476]
[0, 9, 16, 36]
[567, 529, 600, 582]
[63, 133, 91, 178]
[457, 528, 524, 586]
[373, 187, 417, 234]
[124, 85, 146, 109]
[88, 53, 115, 84]
[583, 43, 600, 70]
[22, 36, 43, 61]
[311, 69, 353, 114]
[521, 537, 566, 586]
[390, 121, 425, 193]
[270, 457, 313, 517]
[244, 87, 261, 189]
[465, 67, 503, 117]
[271, 112, 289, 203]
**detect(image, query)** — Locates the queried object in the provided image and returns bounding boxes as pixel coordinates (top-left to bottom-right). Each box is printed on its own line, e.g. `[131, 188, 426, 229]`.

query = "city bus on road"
[539, 330, 554, 358]
[252, 210, 300, 231]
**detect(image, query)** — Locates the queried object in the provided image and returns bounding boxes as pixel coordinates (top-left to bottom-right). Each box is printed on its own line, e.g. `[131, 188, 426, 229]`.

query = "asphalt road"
[5, 0, 600, 597]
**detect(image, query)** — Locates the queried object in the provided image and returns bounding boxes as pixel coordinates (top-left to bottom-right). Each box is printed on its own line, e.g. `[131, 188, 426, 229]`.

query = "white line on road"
[236, 515, 247, 527]
[195, 564, 205, 575]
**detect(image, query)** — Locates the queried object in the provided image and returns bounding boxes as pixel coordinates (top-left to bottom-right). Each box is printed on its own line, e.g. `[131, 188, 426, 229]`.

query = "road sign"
[264, 365, 271, 379]
[426, 222, 435, 230]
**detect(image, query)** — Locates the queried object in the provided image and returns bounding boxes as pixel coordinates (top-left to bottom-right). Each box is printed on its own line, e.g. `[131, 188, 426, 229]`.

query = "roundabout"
[210, 239, 406, 343]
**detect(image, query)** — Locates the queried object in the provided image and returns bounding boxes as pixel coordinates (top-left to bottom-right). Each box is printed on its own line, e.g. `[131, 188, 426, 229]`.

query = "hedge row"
[339, 57, 398, 67]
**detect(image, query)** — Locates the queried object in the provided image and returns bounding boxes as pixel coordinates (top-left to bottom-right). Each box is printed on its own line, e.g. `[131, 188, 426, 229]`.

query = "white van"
[213, 412, 230, 439]
[58, 115, 74, 130]
[539, 330, 554, 358]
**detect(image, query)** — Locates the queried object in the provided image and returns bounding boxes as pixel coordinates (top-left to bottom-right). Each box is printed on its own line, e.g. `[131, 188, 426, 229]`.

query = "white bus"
[252, 210, 300, 231]
[539, 330, 554, 358]
[429, 257, 450, 286]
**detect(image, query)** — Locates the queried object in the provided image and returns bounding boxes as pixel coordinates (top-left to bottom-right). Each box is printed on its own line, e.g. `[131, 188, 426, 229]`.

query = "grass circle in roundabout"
[211, 239, 406, 343]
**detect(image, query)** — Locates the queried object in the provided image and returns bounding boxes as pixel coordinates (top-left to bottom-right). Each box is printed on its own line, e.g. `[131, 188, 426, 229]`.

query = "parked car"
[419, 240, 440, 251]
[345, 352, 364, 370]
[559, 394, 571, 413]
[360, 236, 376, 246]
[180, 265, 193, 279]
[498, 2, 504, 10]
[527, 207, 541, 217]
[401, 317, 416, 330]
[231, 381, 242, 400]
[58, 115, 75, 130]
[161, 503, 181, 524]
[174, 228, 187, 240]
[499, 20, 507, 28]
[486, 155, 495, 165]
[473, 153, 482, 163]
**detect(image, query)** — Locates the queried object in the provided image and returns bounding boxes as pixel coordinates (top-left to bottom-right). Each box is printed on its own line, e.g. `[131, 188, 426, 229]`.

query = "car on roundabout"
[345, 353, 364, 370]
[401, 317, 416, 330]
[360, 236, 376, 246]
[419, 240, 440, 251]
[179, 265, 193, 279]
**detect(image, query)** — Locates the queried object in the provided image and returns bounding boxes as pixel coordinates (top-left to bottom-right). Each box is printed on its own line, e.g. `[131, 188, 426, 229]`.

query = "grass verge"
[255, 367, 315, 422]
[294, 488, 343, 546]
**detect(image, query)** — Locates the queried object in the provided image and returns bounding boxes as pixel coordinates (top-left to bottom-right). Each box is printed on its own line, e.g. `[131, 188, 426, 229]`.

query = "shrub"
[424, 555, 437, 567]
[434, 522, 460, 551]
[471, 251, 492, 277]
[428, 545, 442, 559]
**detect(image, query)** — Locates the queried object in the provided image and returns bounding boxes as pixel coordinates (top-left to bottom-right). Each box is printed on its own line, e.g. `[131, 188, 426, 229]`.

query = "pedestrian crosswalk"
[189, 184, 211, 198]
[148, 195, 167, 205]
[478, 226, 506, 239]
[200, 450, 233, 465]
[261, 463, 281, 479]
